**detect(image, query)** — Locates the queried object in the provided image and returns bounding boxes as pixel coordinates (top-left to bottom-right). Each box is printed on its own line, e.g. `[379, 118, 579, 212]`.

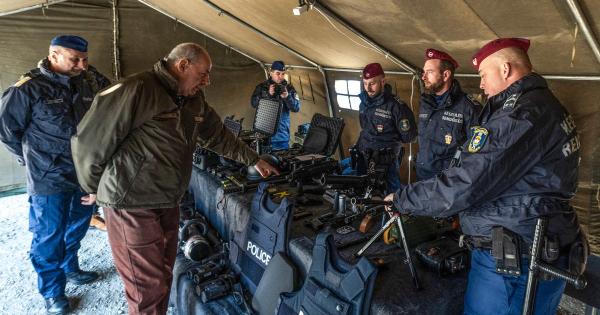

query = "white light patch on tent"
[334, 80, 348, 94]
[337, 95, 351, 109]
[348, 80, 361, 95]
[349, 96, 361, 110]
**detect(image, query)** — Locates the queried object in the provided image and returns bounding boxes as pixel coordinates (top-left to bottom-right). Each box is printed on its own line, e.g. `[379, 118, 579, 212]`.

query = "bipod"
[355, 206, 421, 290]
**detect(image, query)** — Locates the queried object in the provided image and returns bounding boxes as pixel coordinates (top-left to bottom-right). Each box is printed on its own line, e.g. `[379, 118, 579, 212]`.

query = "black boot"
[66, 270, 99, 285]
[45, 296, 69, 315]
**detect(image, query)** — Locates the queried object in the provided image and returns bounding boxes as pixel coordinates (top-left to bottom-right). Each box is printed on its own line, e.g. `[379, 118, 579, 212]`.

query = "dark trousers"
[28, 190, 95, 298]
[464, 249, 566, 315]
[105, 207, 180, 315]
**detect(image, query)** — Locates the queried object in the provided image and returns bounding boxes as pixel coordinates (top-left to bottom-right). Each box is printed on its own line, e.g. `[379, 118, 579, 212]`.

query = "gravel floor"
[0, 193, 127, 315]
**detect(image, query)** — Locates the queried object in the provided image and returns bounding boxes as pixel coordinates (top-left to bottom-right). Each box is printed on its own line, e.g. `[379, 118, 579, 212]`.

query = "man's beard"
[424, 80, 444, 94]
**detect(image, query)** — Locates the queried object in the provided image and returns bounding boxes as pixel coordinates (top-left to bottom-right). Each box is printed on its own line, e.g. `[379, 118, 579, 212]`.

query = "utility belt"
[460, 226, 589, 279]
[461, 230, 527, 276]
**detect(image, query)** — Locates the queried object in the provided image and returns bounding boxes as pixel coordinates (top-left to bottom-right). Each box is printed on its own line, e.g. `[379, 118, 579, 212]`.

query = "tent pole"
[0, 0, 67, 17]
[112, 0, 121, 80]
[566, 0, 600, 65]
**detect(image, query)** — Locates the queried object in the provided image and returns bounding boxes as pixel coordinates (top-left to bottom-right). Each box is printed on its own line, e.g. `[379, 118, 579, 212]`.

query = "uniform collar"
[422, 79, 464, 109]
[38, 58, 78, 87]
[268, 78, 288, 85]
[153, 59, 180, 95]
[360, 83, 393, 109]
[487, 72, 546, 110]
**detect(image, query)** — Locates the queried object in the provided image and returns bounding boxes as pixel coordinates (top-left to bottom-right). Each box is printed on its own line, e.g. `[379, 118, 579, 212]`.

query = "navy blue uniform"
[355, 84, 416, 191]
[416, 80, 480, 180]
[251, 79, 300, 150]
[0, 58, 110, 298]
[393, 73, 582, 314]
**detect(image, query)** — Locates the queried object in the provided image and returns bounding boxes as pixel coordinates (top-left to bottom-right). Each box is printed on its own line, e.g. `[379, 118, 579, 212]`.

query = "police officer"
[416, 48, 480, 180]
[251, 60, 300, 150]
[0, 35, 110, 315]
[385, 38, 585, 314]
[355, 63, 417, 192]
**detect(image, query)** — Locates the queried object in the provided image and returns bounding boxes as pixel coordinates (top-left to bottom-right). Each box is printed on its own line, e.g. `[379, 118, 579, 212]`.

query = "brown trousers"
[105, 207, 180, 315]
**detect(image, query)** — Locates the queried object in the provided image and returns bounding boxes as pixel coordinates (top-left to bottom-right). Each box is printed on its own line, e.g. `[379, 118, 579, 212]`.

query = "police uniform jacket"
[394, 73, 581, 246]
[250, 79, 300, 144]
[357, 84, 417, 153]
[72, 60, 260, 210]
[416, 80, 480, 178]
[0, 58, 110, 195]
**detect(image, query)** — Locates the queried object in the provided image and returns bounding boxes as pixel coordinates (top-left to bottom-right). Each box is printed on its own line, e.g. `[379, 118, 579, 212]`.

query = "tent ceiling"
[0, 0, 67, 16]
[1, 0, 600, 75]
[141, 0, 309, 67]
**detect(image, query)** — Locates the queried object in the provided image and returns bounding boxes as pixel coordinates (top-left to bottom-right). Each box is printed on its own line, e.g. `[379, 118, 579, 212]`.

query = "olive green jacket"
[71, 60, 259, 209]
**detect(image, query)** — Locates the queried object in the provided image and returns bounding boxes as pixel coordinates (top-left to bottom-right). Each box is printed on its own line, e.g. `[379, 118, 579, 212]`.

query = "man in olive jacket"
[71, 43, 277, 315]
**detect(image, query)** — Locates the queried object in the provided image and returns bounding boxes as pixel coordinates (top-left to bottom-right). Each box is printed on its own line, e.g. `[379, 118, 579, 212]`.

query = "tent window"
[334, 80, 361, 110]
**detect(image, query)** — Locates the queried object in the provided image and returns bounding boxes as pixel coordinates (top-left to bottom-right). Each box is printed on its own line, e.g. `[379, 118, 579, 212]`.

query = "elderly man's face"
[478, 56, 506, 97]
[50, 47, 88, 77]
[363, 75, 384, 98]
[270, 70, 285, 84]
[179, 56, 212, 97]
[422, 59, 445, 94]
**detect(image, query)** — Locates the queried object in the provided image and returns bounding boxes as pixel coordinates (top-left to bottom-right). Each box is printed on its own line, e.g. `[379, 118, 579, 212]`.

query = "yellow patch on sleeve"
[13, 76, 32, 87]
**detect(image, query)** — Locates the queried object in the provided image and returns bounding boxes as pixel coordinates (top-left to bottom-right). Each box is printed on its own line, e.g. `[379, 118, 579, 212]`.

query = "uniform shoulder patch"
[98, 83, 123, 96]
[467, 126, 489, 153]
[400, 118, 411, 132]
[13, 76, 32, 87]
[466, 94, 481, 106]
[502, 93, 522, 111]
[394, 96, 407, 105]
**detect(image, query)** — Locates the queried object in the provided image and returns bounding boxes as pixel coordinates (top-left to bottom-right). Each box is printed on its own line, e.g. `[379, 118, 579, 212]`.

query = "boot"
[89, 213, 107, 231]
[45, 296, 69, 315]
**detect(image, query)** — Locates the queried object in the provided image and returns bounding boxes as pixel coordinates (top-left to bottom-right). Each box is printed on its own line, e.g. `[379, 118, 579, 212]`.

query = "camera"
[274, 82, 287, 97]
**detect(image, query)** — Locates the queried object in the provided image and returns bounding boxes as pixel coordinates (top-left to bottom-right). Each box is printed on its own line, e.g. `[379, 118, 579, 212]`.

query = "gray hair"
[166, 43, 208, 65]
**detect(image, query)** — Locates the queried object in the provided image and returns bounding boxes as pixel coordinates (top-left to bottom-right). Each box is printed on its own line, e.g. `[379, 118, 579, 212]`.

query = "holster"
[491, 226, 522, 276]
[568, 230, 590, 276]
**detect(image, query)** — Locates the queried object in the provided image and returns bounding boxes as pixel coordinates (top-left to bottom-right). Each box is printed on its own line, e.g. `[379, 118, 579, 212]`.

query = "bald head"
[166, 43, 212, 96]
[166, 43, 210, 66]
[477, 47, 533, 97]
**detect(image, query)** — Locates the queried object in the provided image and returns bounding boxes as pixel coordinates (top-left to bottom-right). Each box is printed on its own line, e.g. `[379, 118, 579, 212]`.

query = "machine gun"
[319, 174, 386, 198]
[224, 155, 339, 194]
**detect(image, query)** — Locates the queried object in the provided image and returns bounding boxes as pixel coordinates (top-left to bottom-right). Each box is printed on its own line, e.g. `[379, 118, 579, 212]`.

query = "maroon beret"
[425, 48, 459, 69]
[472, 38, 530, 70]
[362, 63, 384, 79]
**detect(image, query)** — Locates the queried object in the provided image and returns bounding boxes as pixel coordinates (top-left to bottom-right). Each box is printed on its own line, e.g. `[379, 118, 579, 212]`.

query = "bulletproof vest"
[230, 183, 293, 294]
[277, 233, 378, 315]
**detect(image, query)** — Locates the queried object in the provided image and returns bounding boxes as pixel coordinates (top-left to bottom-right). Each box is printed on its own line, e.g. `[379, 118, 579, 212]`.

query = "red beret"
[425, 48, 459, 69]
[472, 38, 530, 70]
[362, 63, 384, 79]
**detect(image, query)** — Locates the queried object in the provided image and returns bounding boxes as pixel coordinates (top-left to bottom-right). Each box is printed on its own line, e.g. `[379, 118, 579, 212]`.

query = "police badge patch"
[400, 119, 410, 132]
[468, 127, 488, 153]
[445, 134, 452, 145]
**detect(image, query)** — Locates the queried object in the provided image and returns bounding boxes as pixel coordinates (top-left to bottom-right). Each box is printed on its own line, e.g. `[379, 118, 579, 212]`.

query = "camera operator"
[250, 60, 301, 150]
